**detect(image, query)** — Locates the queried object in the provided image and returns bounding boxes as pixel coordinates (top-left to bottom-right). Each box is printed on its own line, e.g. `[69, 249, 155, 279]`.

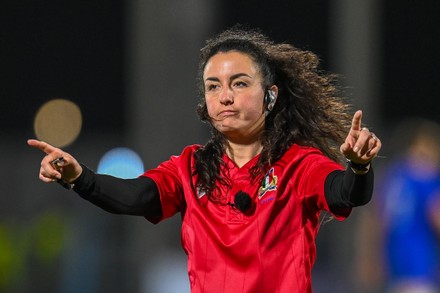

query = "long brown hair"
[194, 27, 352, 202]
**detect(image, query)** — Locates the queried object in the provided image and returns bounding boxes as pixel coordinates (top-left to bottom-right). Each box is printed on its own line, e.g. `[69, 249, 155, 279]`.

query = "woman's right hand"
[27, 139, 83, 184]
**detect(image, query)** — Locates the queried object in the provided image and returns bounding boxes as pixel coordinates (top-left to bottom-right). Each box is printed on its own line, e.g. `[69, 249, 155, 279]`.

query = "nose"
[219, 88, 234, 105]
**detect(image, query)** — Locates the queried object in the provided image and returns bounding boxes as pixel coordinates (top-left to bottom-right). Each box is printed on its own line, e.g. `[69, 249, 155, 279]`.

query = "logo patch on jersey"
[258, 167, 277, 199]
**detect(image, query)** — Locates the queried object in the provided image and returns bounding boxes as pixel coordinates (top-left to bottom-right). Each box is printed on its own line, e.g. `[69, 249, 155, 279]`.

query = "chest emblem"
[258, 167, 278, 199]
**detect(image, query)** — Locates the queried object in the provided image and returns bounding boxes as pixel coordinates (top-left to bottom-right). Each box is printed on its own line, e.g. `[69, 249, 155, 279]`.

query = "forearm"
[324, 166, 374, 209]
[72, 164, 162, 218]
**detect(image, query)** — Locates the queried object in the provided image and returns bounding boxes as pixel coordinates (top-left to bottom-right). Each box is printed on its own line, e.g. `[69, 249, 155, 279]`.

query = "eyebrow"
[204, 73, 252, 83]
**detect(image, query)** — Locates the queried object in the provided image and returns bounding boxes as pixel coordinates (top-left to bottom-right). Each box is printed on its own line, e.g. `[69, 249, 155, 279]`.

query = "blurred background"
[1, 0, 440, 292]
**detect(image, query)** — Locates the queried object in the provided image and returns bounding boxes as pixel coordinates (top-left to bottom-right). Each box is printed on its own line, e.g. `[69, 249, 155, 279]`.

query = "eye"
[205, 83, 219, 92]
[233, 81, 247, 88]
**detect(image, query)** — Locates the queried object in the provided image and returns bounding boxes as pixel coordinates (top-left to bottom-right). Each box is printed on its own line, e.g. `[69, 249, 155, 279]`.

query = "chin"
[215, 125, 237, 136]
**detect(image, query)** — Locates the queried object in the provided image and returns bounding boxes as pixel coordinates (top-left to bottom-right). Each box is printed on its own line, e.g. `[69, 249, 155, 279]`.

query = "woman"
[28, 27, 381, 292]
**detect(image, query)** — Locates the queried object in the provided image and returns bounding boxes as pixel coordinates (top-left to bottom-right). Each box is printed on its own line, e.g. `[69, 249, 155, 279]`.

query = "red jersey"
[143, 144, 349, 293]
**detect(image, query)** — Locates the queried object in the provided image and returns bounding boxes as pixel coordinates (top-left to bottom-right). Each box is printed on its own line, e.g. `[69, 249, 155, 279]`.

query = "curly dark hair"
[194, 27, 352, 202]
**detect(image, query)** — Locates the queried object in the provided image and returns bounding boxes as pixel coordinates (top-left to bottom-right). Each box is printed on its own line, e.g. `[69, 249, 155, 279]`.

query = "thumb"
[340, 143, 348, 154]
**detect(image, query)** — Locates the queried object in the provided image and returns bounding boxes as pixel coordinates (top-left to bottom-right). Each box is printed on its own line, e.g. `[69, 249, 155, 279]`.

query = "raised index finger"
[351, 110, 363, 132]
[27, 139, 57, 155]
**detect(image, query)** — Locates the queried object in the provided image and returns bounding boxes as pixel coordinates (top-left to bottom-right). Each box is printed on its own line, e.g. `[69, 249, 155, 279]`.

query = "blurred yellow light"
[34, 99, 82, 148]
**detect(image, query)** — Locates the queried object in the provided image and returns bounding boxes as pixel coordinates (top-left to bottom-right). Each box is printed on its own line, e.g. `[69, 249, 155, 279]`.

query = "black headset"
[264, 90, 277, 112]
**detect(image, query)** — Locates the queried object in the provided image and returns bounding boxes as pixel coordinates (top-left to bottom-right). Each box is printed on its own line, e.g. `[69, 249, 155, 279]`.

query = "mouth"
[218, 110, 237, 118]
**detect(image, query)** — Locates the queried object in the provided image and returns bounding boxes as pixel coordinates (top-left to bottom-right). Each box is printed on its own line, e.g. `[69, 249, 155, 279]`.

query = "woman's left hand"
[340, 110, 381, 164]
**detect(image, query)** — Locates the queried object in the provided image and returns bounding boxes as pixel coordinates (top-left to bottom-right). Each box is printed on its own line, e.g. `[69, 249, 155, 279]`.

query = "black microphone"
[228, 191, 252, 213]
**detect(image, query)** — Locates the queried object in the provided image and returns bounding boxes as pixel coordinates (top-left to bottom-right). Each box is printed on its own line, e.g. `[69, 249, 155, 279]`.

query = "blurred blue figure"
[378, 118, 440, 293]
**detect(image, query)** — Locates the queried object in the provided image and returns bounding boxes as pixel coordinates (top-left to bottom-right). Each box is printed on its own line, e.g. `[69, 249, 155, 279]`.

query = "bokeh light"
[97, 147, 144, 178]
[33, 99, 82, 148]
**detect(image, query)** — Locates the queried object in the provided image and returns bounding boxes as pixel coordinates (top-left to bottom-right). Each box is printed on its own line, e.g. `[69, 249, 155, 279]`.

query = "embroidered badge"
[258, 167, 277, 199]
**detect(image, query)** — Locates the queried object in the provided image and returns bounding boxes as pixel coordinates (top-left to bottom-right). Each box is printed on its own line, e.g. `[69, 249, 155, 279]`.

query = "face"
[203, 51, 267, 142]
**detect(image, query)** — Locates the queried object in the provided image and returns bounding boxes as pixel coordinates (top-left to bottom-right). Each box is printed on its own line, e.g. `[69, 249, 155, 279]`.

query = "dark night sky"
[381, 1, 440, 123]
[1, 0, 126, 135]
[1, 1, 439, 136]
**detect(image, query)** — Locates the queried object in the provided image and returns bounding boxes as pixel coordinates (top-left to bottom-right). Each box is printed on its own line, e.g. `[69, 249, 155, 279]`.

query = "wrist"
[58, 166, 83, 190]
[347, 160, 371, 175]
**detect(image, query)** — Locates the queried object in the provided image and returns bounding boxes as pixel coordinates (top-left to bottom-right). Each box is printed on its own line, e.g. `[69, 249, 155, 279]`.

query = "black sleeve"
[324, 166, 374, 210]
[71, 164, 162, 219]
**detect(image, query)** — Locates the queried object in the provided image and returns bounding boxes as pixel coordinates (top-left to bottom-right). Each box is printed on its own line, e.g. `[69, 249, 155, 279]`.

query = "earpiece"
[264, 90, 277, 112]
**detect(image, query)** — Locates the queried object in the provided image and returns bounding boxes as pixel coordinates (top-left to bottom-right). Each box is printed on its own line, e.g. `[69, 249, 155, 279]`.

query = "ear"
[264, 85, 279, 112]
[269, 85, 279, 97]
